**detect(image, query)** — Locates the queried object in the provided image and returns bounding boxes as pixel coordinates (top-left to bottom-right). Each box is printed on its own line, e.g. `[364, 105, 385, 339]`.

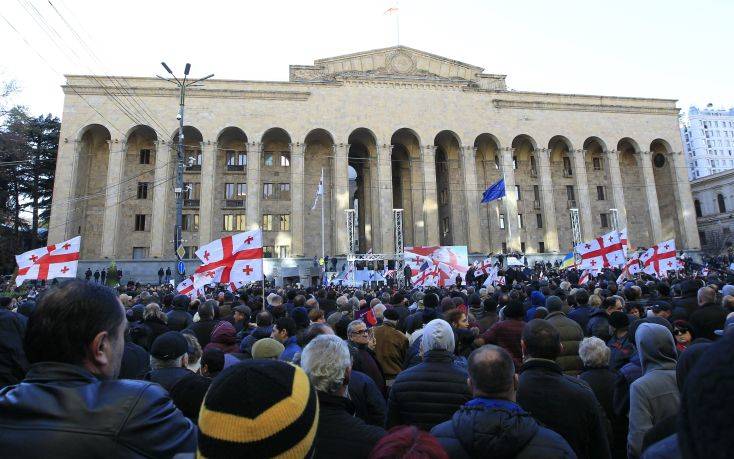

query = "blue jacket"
[279, 336, 301, 363]
[568, 304, 594, 331]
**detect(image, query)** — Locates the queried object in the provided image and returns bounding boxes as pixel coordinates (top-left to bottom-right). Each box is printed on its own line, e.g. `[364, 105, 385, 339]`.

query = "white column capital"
[604, 149, 619, 156]
[571, 148, 587, 157]
[107, 139, 126, 148]
[422, 144, 435, 153]
[289, 142, 306, 154]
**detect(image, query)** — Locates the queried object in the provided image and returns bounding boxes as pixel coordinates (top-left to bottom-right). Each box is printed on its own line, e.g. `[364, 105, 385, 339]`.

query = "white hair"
[421, 319, 455, 354]
[579, 337, 610, 368]
[347, 319, 365, 336]
[301, 334, 352, 394]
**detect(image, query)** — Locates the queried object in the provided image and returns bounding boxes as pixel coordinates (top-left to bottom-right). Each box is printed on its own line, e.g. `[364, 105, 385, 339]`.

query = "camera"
[176, 112, 182, 120]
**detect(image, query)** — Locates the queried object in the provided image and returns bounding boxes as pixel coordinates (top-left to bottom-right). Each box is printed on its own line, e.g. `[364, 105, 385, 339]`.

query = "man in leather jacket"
[0, 280, 196, 458]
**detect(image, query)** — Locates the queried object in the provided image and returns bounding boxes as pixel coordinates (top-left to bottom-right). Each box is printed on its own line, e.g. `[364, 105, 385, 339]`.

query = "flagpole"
[321, 167, 325, 259]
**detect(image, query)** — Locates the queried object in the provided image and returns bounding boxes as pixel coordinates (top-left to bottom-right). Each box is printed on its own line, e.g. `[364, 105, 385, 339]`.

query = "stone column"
[198, 141, 217, 245]
[667, 151, 700, 248]
[605, 150, 629, 232]
[421, 145, 440, 246]
[333, 143, 350, 255]
[571, 149, 594, 240]
[150, 141, 171, 258]
[100, 140, 126, 258]
[290, 142, 306, 257]
[500, 147, 520, 251]
[48, 138, 81, 244]
[536, 148, 560, 252]
[377, 144, 395, 253]
[639, 151, 663, 243]
[461, 145, 482, 253]
[246, 141, 262, 231]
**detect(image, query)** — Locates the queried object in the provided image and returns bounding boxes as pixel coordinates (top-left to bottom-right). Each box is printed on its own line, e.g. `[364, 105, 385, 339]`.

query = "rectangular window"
[263, 245, 274, 258]
[502, 242, 507, 253]
[520, 242, 526, 253]
[134, 214, 146, 231]
[442, 217, 450, 238]
[132, 247, 148, 259]
[440, 188, 449, 205]
[236, 183, 247, 197]
[264, 153, 274, 167]
[188, 149, 202, 166]
[278, 183, 291, 200]
[566, 185, 575, 201]
[600, 213, 609, 228]
[597, 186, 606, 201]
[536, 213, 543, 228]
[538, 241, 545, 253]
[183, 182, 200, 200]
[530, 156, 537, 175]
[699, 231, 707, 245]
[263, 183, 275, 199]
[563, 156, 572, 175]
[237, 151, 247, 166]
[183, 246, 198, 259]
[499, 213, 506, 229]
[262, 214, 273, 231]
[279, 214, 290, 231]
[512, 156, 517, 170]
[226, 150, 236, 166]
[139, 149, 151, 164]
[533, 185, 540, 201]
[235, 214, 246, 231]
[225, 183, 235, 199]
[515, 185, 521, 201]
[517, 214, 523, 229]
[223, 214, 234, 231]
[276, 245, 290, 258]
[593, 157, 602, 170]
[137, 182, 148, 199]
[182, 214, 199, 231]
[280, 153, 290, 167]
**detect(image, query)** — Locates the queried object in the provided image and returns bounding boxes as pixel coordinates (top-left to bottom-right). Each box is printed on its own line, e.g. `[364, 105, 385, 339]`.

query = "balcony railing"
[185, 164, 201, 172]
[183, 199, 200, 207]
[224, 199, 245, 208]
[226, 164, 245, 172]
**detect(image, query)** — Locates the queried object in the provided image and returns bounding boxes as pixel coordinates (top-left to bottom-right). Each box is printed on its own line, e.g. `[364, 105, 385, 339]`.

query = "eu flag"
[481, 178, 506, 204]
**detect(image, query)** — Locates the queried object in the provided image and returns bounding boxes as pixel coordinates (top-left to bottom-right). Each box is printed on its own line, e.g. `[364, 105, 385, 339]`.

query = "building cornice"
[62, 84, 311, 101]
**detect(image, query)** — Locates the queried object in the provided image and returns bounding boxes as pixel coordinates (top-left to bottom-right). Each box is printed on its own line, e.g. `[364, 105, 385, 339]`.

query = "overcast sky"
[1, 0, 732, 118]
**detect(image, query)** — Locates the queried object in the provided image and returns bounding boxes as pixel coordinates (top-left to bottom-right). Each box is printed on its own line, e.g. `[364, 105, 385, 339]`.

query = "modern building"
[48, 46, 699, 281]
[691, 168, 734, 253]
[681, 105, 734, 180]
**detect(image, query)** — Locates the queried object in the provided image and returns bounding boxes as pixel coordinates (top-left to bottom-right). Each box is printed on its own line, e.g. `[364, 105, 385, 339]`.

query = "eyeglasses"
[674, 329, 684, 335]
[351, 329, 369, 336]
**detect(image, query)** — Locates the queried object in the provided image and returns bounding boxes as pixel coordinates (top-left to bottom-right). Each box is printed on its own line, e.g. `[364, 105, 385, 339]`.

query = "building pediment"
[290, 45, 506, 90]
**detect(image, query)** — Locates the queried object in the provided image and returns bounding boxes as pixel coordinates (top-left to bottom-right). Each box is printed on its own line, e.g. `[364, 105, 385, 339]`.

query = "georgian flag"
[311, 168, 323, 211]
[482, 266, 499, 287]
[576, 230, 626, 270]
[474, 258, 494, 277]
[640, 240, 678, 276]
[193, 229, 263, 289]
[616, 252, 641, 284]
[15, 236, 81, 286]
[619, 228, 629, 256]
[176, 275, 204, 298]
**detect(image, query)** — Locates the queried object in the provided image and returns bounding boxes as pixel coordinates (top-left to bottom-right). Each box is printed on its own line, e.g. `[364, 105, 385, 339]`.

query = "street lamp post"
[157, 63, 214, 282]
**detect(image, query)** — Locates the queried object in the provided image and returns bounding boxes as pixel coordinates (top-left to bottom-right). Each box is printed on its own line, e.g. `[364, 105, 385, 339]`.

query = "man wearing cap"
[252, 337, 285, 360]
[0, 280, 196, 457]
[650, 300, 673, 322]
[545, 295, 584, 375]
[146, 331, 194, 392]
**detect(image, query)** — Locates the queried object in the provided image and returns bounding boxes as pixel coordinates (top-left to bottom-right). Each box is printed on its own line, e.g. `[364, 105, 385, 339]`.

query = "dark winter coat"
[546, 311, 584, 375]
[689, 302, 727, 341]
[386, 349, 471, 431]
[517, 358, 611, 459]
[348, 370, 386, 427]
[166, 308, 193, 332]
[186, 318, 219, 349]
[608, 333, 635, 370]
[145, 367, 193, 393]
[0, 362, 196, 457]
[0, 309, 28, 388]
[238, 325, 273, 356]
[119, 341, 150, 380]
[349, 342, 385, 394]
[568, 304, 594, 331]
[431, 398, 577, 459]
[586, 309, 612, 342]
[580, 367, 627, 459]
[142, 317, 169, 350]
[312, 391, 385, 459]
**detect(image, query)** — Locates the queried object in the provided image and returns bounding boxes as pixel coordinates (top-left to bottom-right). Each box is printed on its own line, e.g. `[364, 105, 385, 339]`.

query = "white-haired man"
[301, 335, 385, 458]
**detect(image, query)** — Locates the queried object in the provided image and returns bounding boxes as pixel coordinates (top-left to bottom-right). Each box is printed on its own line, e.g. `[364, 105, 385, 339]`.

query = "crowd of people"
[0, 261, 733, 458]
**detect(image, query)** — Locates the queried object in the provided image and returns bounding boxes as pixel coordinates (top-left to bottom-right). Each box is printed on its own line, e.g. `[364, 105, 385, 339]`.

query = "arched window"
[718, 194, 727, 213]
[695, 199, 702, 218]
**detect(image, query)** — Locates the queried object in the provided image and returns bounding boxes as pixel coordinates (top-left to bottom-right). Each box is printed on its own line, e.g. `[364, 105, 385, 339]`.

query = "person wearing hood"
[431, 345, 575, 458]
[203, 321, 238, 354]
[524, 290, 546, 322]
[627, 323, 679, 458]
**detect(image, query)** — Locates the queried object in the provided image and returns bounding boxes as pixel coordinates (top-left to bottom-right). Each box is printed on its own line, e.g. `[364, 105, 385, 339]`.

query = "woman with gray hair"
[301, 335, 386, 458]
[578, 337, 626, 458]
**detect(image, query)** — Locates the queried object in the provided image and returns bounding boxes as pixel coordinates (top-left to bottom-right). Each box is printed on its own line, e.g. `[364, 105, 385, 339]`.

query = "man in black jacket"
[431, 345, 575, 458]
[0, 305, 28, 388]
[166, 294, 193, 331]
[301, 334, 385, 459]
[517, 319, 611, 459]
[386, 318, 471, 431]
[690, 286, 727, 341]
[185, 300, 219, 348]
[0, 280, 195, 457]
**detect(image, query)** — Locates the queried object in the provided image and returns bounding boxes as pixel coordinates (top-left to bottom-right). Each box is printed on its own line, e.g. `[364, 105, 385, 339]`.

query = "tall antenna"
[384, 6, 400, 45]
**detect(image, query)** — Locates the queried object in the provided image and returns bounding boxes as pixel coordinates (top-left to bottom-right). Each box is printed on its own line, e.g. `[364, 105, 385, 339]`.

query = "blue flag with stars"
[481, 178, 506, 204]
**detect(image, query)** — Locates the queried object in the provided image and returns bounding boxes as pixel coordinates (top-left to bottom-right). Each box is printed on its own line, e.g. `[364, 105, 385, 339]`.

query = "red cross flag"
[474, 258, 494, 277]
[176, 275, 204, 298]
[15, 236, 81, 286]
[619, 228, 629, 256]
[640, 240, 678, 277]
[575, 230, 626, 270]
[193, 229, 263, 289]
[617, 251, 641, 283]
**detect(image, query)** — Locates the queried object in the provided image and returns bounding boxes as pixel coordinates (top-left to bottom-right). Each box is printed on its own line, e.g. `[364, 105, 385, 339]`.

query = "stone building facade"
[691, 169, 734, 253]
[48, 46, 700, 276]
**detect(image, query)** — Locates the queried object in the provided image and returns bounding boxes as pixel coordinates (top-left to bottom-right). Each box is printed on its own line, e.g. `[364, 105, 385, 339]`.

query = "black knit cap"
[197, 360, 319, 458]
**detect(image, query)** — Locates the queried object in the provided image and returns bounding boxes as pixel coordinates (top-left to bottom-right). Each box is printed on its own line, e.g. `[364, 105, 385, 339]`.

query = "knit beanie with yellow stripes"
[197, 359, 319, 458]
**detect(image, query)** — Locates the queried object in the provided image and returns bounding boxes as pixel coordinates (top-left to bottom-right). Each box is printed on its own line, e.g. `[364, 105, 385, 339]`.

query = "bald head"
[468, 345, 516, 399]
[698, 286, 717, 307]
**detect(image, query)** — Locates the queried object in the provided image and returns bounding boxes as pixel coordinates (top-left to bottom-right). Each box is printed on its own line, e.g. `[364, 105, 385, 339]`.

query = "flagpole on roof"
[321, 167, 325, 259]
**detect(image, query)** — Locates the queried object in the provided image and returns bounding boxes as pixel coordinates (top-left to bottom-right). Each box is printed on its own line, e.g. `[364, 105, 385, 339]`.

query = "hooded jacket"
[546, 310, 584, 375]
[431, 398, 576, 459]
[238, 325, 273, 356]
[524, 291, 546, 322]
[203, 321, 238, 354]
[627, 323, 680, 459]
